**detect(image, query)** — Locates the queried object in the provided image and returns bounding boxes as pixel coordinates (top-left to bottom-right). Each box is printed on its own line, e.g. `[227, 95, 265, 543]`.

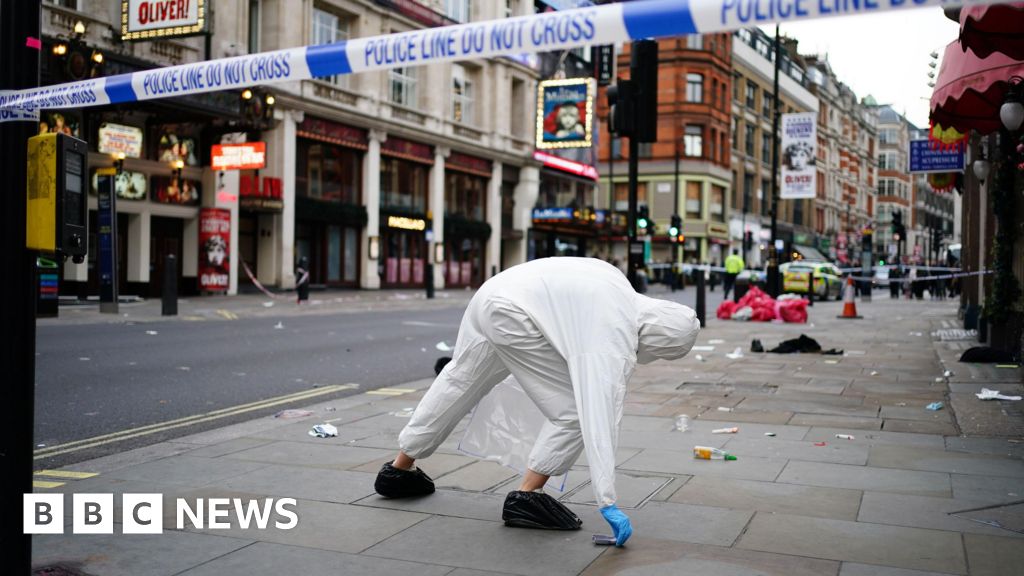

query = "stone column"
[511, 165, 540, 265]
[126, 212, 150, 284]
[430, 147, 450, 289]
[485, 162, 503, 277]
[361, 129, 386, 289]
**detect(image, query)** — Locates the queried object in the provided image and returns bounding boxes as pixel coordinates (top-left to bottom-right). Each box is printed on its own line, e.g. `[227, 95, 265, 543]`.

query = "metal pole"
[627, 135, 640, 289]
[695, 270, 706, 328]
[1, 2, 41, 572]
[674, 130, 681, 283]
[767, 24, 782, 297]
[162, 254, 178, 316]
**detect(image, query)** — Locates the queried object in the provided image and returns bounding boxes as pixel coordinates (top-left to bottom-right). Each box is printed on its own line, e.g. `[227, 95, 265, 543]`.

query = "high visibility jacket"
[725, 254, 745, 274]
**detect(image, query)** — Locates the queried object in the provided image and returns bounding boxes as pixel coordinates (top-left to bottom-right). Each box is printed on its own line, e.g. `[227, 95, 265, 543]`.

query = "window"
[762, 92, 773, 118]
[684, 125, 703, 158]
[761, 178, 770, 215]
[745, 124, 755, 156]
[686, 73, 703, 103]
[296, 139, 362, 204]
[879, 128, 899, 144]
[312, 7, 349, 87]
[793, 199, 804, 225]
[711, 185, 725, 222]
[381, 157, 428, 212]
[733, 73, 741, 101]
[878, 151, 897, 170]
[511, 77, 527, 138]
[451, 64, 474, 124]
[638, 142, 653, 158]
[742, 173, 754, 212]
[761, 133, 771, 163]
[445, 0, 471, 23]
[711, 79, 718, 107]
[445, 171, 487, 220]
[686, 181, 702, 219]
[745, 83, 757, 109]
[389, 66, 418, 107]
[686, 34, 702, 50]
[248, 0, 261, 53]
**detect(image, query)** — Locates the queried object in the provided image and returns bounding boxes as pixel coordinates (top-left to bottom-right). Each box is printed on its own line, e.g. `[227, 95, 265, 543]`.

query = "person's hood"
[634, 295, 700, 364]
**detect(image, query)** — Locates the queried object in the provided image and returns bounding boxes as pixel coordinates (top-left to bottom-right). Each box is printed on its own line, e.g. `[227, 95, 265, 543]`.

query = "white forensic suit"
[399, 257, 700, 507]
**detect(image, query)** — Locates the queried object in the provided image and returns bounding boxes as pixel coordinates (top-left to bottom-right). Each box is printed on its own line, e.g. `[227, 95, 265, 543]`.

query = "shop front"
[294, 117, 367, 288]
[380, 136, 434, 288]
[444, 152, 493, 288]
[529, 162, 600, 260]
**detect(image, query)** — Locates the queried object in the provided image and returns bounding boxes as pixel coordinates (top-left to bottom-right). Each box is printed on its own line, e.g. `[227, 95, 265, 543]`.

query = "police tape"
[240, 260, 294, 300]
[837, 265, 962, 273]
[848, 269, 992, 284]
[0, 0, 1007, 115]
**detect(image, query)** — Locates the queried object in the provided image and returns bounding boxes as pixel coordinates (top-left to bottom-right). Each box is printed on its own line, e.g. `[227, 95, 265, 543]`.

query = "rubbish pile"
[716, 287, 809, 323]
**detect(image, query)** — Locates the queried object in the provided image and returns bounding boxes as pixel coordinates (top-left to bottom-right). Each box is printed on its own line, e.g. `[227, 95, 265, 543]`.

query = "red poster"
[199, 208, 230, 292]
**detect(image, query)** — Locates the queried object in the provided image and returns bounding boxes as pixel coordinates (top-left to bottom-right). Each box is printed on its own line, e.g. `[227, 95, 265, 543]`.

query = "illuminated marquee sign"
[536, 78, 594, 150]
[212, 142, 267, 171]
[121, 0, 207, 41]
[388, 216, 427, 231]
[98, 123, 143, 158]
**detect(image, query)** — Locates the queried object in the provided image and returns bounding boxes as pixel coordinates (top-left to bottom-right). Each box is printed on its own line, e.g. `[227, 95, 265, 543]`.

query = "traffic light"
[630, 40, 658, 143]
[669, 214, 682, 239]
[606, 80, 634, 137]
[892, 210, 905, 241]
[743, 231, 754, 254]
[637, 205, 649, 233]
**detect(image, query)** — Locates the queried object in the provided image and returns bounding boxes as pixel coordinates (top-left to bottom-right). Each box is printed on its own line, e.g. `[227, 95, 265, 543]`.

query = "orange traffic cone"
[837, 276, 862, 319]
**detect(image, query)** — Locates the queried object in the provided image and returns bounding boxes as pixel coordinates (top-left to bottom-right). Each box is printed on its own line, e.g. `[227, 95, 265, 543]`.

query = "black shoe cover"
[374, 462, 435, 498]
[502, 490, 582, 530]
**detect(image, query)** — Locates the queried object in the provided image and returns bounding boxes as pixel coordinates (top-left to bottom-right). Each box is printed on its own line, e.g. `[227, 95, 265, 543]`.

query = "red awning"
[930, 40, 1024, 135]
[959, 2, 1024, 61]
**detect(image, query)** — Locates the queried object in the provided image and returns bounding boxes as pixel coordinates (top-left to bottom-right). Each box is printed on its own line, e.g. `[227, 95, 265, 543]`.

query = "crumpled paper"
[308, 423, 338, 438]
[975, 388, 1023, 401]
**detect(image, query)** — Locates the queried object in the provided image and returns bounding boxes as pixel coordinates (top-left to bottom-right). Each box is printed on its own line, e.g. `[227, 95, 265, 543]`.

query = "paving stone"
[963, 533, 1024, 576]
[736, 513, 966, 574]
[858, 492, 1022, 538]
[944, 436, 1024, 459]
[619, 448, 788, 482]
[621, 501, 752, 545]
[722, 437, 870, 465]
[248, 419, 381, 444]
[105, 455, 270, 486]
[739, 398, 879, 418]
[698, 409, 796, 425]
[186, 499, 429, 554]
[351, 451, 475, 477]
[669, 475, 862, 520]
[867, 445, 1024, 478]
[32, 531, 252, 576]
[789, 413, 883, 430]
[778, 378, 850, 395]
[951, 473, 1024, 502]
[647, 474, 692, 502]
[578, 538, 839, 576]
[777, 461, 951, 497]
[575, 446, 643, 467]
[176, 541, 453, 576]
[181, 437, 277, 458]
[353, 488, 507, 521]
[363, 516, 603, 576]
[222, 440, 392, 470]
[212, 464, 378, 504]
[882, 419, 959, 436]
[620, 414, 676, 432]
[564, 472, 673, 509]
[803, 428, 946, 449]
[624, 401, 665, 416]
[435, 460, 518, 492]
[879, 406, 954, 423]
[838, 564, 959, 576]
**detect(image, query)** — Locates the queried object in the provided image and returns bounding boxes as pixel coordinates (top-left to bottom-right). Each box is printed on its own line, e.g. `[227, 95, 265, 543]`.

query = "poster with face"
[157, 131, 199, 166]
[91, 169, 147, 200]
[780, 112, 817, 200]
[199, 208, 231, 292]
[38, 112, 80, 137]
[151, 176, 201, 205]
[536, 78, 593, 150]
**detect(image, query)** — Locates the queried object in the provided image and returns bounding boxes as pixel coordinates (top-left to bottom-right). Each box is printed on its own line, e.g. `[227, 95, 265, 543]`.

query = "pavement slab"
[363, 516, 604, 576]
[564, 472, 673, 509]
[697, 409, 796, 425]
[619, 448, 789, 481]
[104, 455, 270, 487]
[736, 513, 967, 574]
[614, 501, 753, 546]
[578, 538, 840, 576]
[210, 464, 379, 504]
[881, 419, 959, 436]
[176, 541, 455, 576]
[944, 437, 1024, 459]
[353, 489, 507, 522]
[963, 533, 1024, 576]
[351, 451, 476, 477]
[222, 440, 392, 471]
[802, 428, 946, 449]
[722, 437, 870, 465]
[33, 531, 253, 576]
[739, 398, 880, 418]
[858, 492, 1023, 538]
[789, 413, 884, 430]
[777, 461, 952, 497]
[838, 564, 959, 576]
[178, 438, 276, 458]
[951, 473, 1024, 503]
[668, 475, 863, 520]
[867, 445, 1024, 478]
[879, 406, 954, 423]
[435, 460, 519, 492]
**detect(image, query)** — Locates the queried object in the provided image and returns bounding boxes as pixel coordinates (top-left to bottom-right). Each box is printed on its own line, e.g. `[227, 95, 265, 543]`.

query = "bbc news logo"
[24, 494, 298, 534]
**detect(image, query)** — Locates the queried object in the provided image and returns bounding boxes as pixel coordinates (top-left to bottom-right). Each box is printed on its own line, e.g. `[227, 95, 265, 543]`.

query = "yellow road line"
[367, 387, 417, 396]
[216, 309, 238, 320]
[33, 480, 65, 489]
[35, 385, 346, 459]
[34, 470, 98, 479]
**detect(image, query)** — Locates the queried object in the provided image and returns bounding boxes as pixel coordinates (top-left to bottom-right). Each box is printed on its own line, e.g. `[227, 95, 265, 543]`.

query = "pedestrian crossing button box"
[26, 132, 89, 263]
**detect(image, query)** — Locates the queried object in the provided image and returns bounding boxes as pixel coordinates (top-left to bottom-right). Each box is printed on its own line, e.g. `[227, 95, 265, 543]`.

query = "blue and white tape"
[0, 0, 1007, 114]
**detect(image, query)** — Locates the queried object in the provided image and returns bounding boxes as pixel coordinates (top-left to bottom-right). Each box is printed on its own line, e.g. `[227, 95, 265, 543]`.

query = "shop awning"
[794, 244, 829, 262]
[959, 2, 1024, 61]
[929, 40, 1024, 135]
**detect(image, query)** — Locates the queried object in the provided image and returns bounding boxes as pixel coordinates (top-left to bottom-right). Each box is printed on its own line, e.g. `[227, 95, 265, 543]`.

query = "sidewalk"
[33, 296, 1024, 576]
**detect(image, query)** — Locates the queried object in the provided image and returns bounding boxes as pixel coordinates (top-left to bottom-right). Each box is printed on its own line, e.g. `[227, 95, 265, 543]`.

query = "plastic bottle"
[693, 446, 737, 460]
[674, 414, 691, 432]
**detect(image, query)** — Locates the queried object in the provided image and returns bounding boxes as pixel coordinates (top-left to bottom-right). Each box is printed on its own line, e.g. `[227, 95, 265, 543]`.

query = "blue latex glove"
[600, 504, 633, 547]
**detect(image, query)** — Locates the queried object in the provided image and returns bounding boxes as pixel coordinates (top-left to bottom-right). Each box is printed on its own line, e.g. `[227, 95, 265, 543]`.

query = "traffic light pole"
[767, 24, 782, 298]
[627, 134, 640, 289]
[1, 1, 41, 573]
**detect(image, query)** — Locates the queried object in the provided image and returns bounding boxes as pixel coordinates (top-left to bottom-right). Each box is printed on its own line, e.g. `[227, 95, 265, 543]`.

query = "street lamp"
[1000, 76, 1023, 132]
[973, 152, 991, 182]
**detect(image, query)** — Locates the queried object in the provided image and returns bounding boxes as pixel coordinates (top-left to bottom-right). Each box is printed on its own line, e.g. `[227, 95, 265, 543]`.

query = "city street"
[31, 290, 1024, 575]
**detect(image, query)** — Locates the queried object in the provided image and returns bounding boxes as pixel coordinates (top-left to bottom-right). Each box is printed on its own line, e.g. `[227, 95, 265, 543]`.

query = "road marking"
[216, 309, 239, 320]
[402, 321, 456, 327]
[367, 387, 417, 396]
[33, 480, 65, 489]
[34, 384, 348, 459]
[34, 470, 98, 479]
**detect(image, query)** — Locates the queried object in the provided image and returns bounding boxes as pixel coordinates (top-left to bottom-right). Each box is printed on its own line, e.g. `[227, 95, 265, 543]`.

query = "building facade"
[729, 28, 819, 268]
[909, 126, 956, 265]
[596, 33, 733, 268]
[869, 104, 912, 263]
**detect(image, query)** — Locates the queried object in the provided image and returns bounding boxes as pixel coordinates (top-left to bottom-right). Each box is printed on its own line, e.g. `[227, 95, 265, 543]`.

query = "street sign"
[593, 44, 614, 86]
[909, 139, 965, 173]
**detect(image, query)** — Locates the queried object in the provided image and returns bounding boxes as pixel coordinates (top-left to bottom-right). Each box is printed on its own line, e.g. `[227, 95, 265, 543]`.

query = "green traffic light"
[668, 226, 679, 236]
[878, 259, 885, 266]
[637, 218, 648, 229]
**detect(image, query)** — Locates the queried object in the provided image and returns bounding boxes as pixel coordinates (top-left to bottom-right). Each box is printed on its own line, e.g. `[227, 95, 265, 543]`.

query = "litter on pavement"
[308, 423, 338, 438]
[717, 406, 734, 412]
[725, 347, 744, 359]
[960, 346, 1017, 364]
[708, 339, 725, 344]
[767, 335, 822, 354]
[835, 434, 855, 440]
[926, 402, 945, 411]
[389, 407, 416, 417]
[274, 321, 284, 329]
[976, 388, 1023, 401]
[764, 432, 776, 437]
[274, 409, 314, 419]
[712, 427, 739, 434]
[674, 414, 691, 432]
[692, 345, 715, 351]
[435, 341, 454, 352]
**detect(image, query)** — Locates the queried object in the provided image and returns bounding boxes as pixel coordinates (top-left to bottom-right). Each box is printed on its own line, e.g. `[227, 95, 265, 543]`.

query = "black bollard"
[425, 262, 435, 299]
[162, 253, 177, 316]
[695, 269, 706, 328]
